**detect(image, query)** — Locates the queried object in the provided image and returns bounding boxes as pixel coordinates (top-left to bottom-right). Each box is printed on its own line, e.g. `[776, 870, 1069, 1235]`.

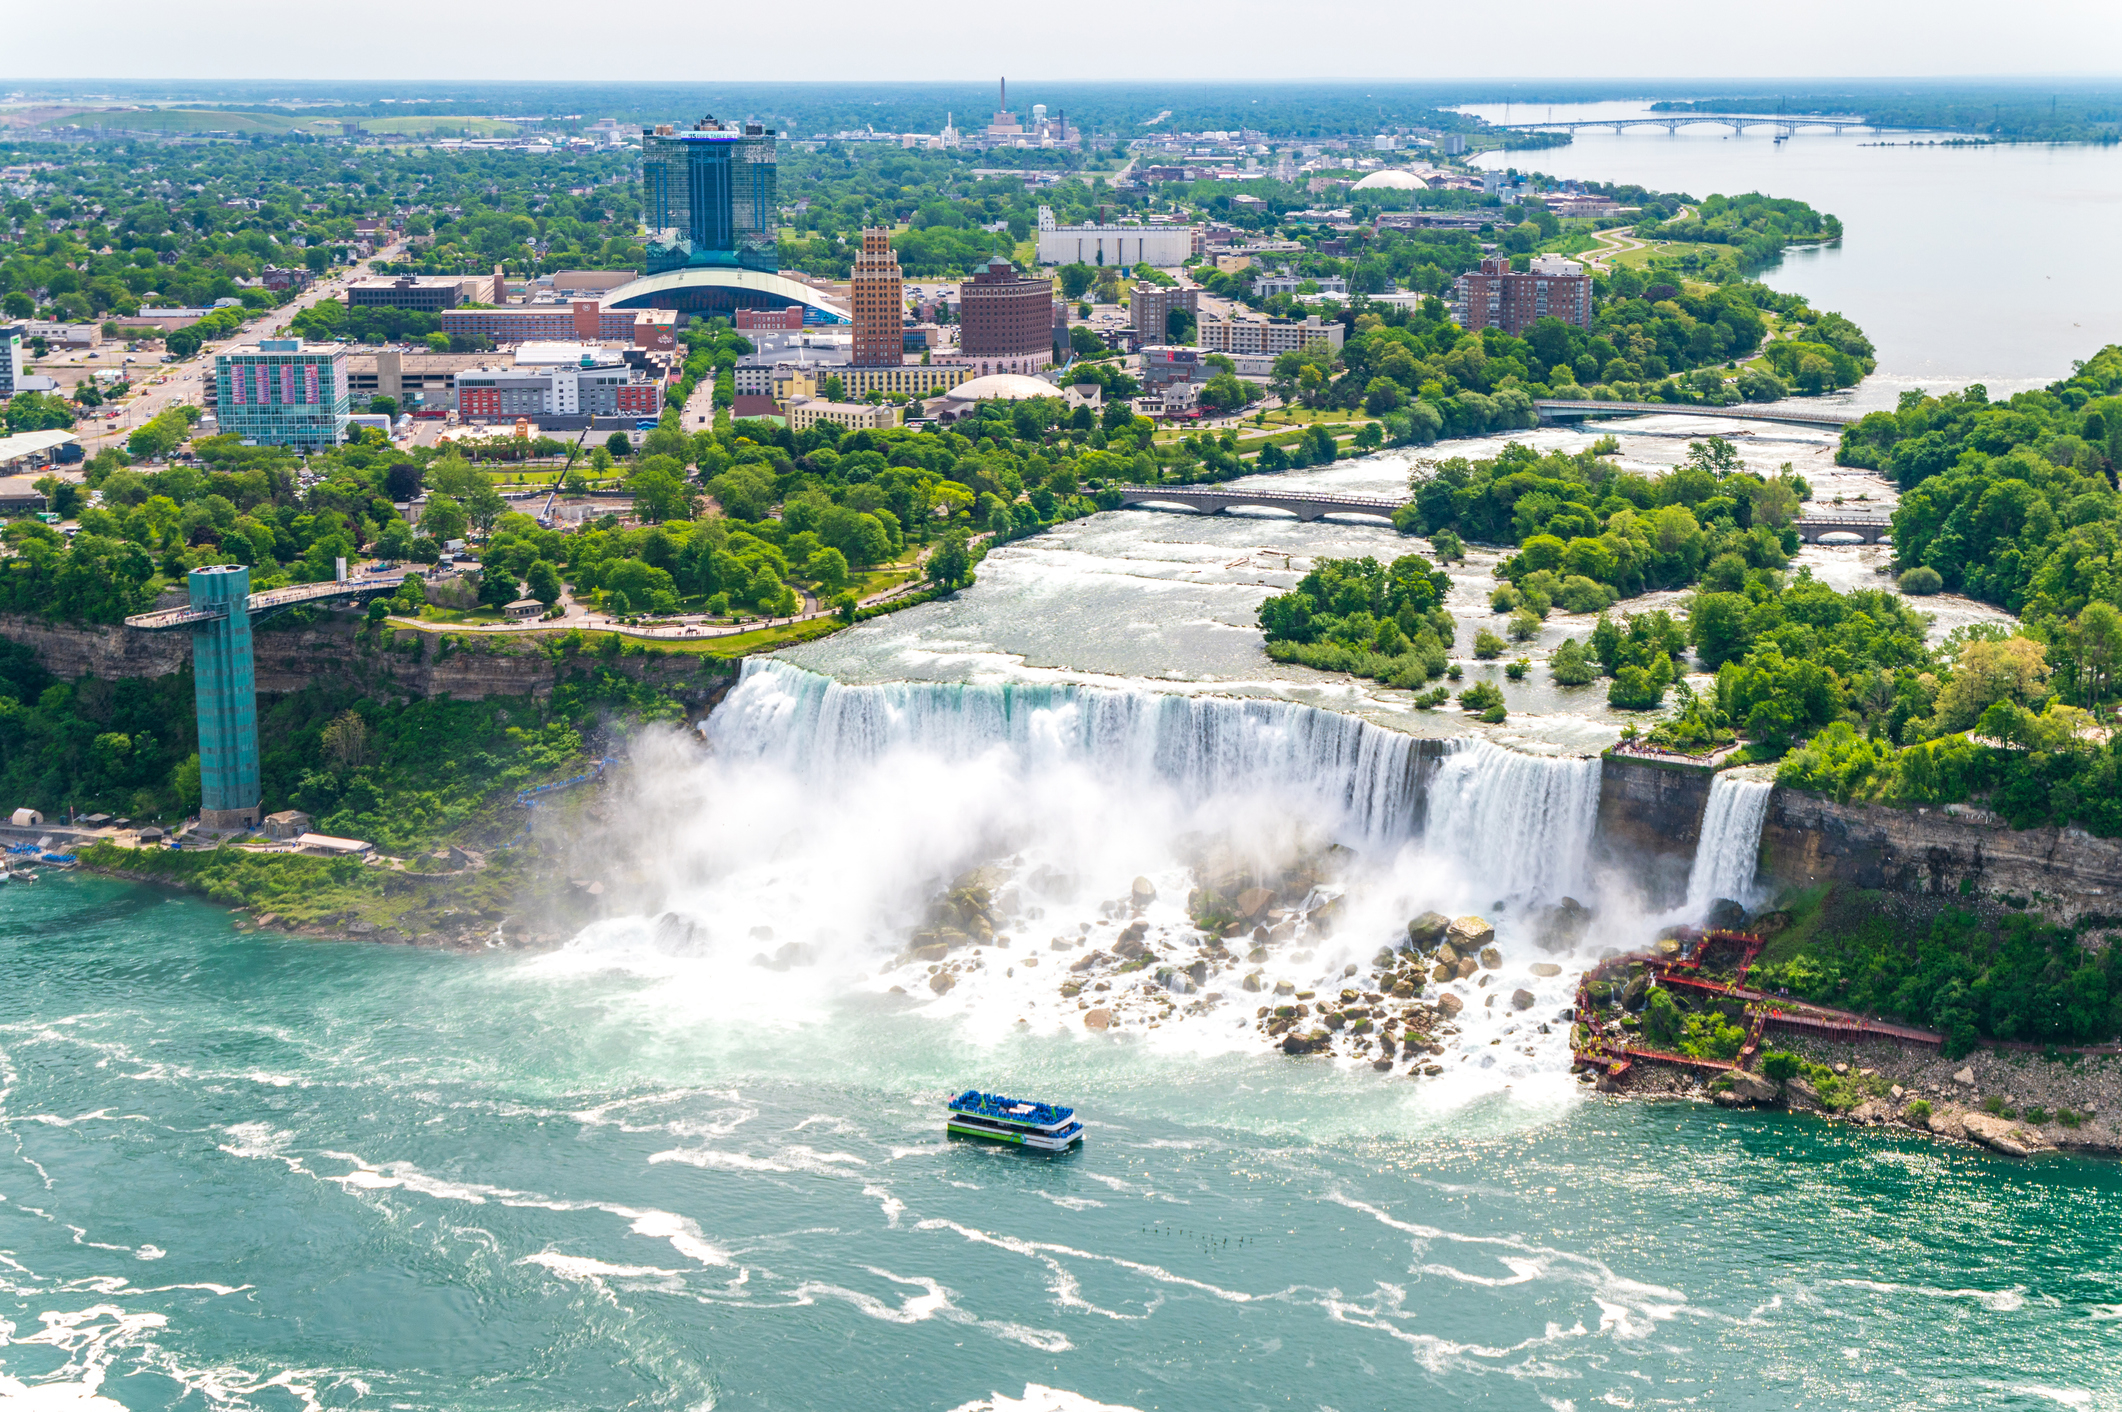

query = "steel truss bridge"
[1491, 113, 1895, 137]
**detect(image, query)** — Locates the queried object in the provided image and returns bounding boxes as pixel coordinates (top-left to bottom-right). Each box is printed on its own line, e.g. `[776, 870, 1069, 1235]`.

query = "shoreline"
[1586, 1025, 2122, 1160]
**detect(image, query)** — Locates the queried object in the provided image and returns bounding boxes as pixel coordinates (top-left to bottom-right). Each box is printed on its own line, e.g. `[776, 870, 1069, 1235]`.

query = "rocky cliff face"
[1593, 755, 1712, 908]
[1761, 789, 2122, 924]
[0, 612, 732, 706]
[1584, 753, 2122, 923]
[0, 615, 191, 680]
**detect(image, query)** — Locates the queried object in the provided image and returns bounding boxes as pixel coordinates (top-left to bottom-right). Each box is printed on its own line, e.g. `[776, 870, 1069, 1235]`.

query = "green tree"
[927, 529, 973, 590]
[420, 495, 468, 545]
[477, 565, 519, 609]
[525, 559, 563, 606]
[1688, 593, 1755, 670]
[810, 546, 851, 592]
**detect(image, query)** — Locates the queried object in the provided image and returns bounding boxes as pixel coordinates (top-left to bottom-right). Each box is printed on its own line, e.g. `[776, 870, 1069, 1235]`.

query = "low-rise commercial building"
[1035, 208, 1195, 267]
[785, 398, 904, 433]
[347, 275, 486, 313]
[24, 321, 101, 348]
[343, 349, 492, 412]
[1195, 312, 1345, 358]
[1138, 346, 1212, 392]
[1254, 274, 1349, 298]
[442, 301, 668, 346]
[212, 339, 350, 449]
[456, 353, 664, 422]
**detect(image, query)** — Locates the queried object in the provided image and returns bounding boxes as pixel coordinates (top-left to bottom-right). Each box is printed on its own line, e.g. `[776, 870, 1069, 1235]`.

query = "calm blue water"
[4, 876, 2120, 1410]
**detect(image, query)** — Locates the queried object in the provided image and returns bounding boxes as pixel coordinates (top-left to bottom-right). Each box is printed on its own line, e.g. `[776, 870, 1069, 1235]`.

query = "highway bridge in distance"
[1490, 113, 1902, 137]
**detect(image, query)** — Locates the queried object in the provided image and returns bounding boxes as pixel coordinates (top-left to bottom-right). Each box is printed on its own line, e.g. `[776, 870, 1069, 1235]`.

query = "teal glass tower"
[188, 565, 261, 829]
[640, 117, 779, 275]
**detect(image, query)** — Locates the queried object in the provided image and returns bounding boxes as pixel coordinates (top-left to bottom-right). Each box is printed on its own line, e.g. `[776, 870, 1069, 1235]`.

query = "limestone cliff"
[1593, 754, 1712, 909]
[1761, 788, 2122, 924]
[0, 612, 732, 706]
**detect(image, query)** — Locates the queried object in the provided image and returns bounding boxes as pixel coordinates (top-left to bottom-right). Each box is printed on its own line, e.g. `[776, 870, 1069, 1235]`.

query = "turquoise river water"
[5, 868, 2122, 1410]
[8, 111, 2122, 1412]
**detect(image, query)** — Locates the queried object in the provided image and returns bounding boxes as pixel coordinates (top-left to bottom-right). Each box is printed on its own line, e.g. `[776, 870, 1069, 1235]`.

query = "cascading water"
[1421, 738, 1603, 904]
[1683, 774, 1774, 915]
[553, 660, 1611, 1084]
[707, 658, 1429, 844]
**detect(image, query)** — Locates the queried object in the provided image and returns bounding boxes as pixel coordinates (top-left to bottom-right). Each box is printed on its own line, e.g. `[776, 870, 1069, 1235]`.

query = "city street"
[45, 243, 405, 453]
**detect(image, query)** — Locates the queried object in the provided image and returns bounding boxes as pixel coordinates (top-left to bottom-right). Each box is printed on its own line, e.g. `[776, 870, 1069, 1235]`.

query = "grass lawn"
[45, 108, 315, 135]
[363, 115, 521, 137]
[415, 606, 510, 626]
[849, 557, 922, 601]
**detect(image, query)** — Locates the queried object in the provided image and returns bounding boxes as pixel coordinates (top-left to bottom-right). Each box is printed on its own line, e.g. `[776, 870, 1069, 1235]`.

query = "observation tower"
[126, 564, 406, 830]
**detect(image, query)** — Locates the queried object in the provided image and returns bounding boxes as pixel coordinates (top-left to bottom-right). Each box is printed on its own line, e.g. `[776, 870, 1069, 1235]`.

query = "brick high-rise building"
[1450, 255, 1591, 335]
[1130, 283, 1199, 349]
[850, 228, 904, 367]
[958, 257, 1055, 376]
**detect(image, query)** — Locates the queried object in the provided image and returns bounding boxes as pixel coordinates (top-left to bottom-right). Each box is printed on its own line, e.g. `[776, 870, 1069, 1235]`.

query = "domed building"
[925, 372, 1063, 424]
[1351, 170, 1429, 192]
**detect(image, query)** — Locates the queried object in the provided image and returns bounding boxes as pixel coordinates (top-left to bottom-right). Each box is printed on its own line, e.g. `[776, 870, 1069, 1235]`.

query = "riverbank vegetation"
[1749, 885, 2122, 1054]
[1839, 343, 2122, 620]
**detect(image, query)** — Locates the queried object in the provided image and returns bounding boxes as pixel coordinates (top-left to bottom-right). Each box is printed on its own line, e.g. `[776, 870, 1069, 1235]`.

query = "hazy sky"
[11, 0, 2122, 83]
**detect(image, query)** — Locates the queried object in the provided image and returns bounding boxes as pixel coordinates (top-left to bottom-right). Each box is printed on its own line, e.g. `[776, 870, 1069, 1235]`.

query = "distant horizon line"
[6, 74, 2122, 88]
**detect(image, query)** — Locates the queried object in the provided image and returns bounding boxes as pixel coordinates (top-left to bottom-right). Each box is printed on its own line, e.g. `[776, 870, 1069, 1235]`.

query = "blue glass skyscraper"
[641, 118, 779, 276]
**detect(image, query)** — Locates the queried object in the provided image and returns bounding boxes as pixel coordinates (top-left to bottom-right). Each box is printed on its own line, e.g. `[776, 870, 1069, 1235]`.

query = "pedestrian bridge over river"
[1111, 483, 1886, 544]
[1113, 485, 1401, 523]
[1534, 400, 1862, 431]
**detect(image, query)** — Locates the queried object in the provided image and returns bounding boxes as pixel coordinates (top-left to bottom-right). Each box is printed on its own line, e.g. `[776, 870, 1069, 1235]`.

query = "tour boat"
[946, 1090, 1084, 1151]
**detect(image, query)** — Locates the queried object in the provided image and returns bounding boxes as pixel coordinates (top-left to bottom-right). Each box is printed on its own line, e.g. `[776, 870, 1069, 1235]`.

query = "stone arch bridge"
[1112, 485, 1401, 523]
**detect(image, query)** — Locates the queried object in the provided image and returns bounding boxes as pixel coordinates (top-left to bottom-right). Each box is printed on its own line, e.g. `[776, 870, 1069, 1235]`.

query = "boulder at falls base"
[1447, 916, 1496, 950]
[1131, 877, 1158, 906]
[1434, 992, 1464, 1018]
[1405, 912, 1451, 947]
[1083, 1009, 1113, 1030]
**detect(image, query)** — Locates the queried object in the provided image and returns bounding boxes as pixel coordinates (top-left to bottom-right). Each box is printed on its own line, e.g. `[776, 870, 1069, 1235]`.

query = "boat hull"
[947, 1117, 1083, 1152]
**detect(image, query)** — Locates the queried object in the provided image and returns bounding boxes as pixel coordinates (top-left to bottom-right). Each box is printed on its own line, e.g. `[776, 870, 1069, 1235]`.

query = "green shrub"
[1549, 637, 1598, 686]
[1898, 565, 1944, 595]
[1759, 1049, 1802, 1083]
[1905, 1098, 1933, 1122]
[1473, 628, 1508, 659]
[1459, 680, 1505, 713]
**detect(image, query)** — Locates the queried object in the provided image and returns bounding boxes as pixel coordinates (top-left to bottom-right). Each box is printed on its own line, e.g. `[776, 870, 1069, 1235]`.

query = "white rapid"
[1683, 775, 1774, 916]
